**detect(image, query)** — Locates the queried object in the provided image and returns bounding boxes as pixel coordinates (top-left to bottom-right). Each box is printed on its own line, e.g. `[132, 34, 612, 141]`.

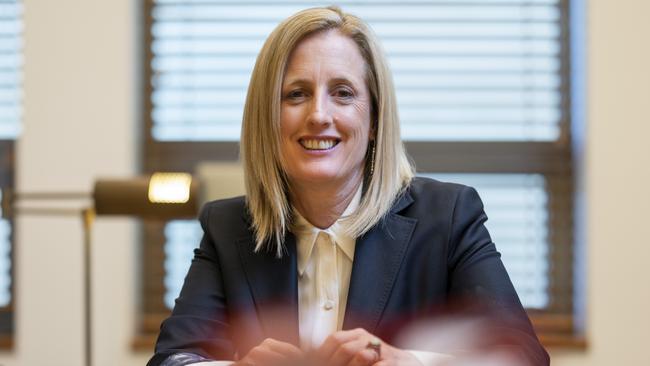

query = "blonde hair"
[240, 6, 414, 256]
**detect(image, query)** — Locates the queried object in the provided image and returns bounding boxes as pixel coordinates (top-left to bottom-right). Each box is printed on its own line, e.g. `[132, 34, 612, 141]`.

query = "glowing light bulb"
[148, 173, 192, 204]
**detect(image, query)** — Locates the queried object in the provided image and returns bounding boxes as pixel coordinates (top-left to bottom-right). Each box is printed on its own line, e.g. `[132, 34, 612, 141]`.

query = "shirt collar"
[294, 184, 362, 276]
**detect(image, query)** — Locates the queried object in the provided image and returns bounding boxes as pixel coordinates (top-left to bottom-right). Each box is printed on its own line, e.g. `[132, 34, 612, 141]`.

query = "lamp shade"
[93, 174, 200, 219]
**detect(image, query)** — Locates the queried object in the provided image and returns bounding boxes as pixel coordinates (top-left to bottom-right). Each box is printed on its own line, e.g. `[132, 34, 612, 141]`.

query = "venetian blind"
[150, 0, 564, 142]
[0, 0, 22, 308]
[0, 0, 21, 139]
[146, 0, 571, 315]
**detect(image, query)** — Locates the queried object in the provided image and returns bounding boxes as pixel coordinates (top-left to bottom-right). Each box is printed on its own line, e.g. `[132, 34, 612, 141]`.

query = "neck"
[289, 174, 362, 230]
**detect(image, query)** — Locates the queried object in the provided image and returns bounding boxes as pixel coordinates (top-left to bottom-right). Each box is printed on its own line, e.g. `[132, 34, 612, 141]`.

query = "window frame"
[0, 140, 15, 349]
[136, 0, 584, 350]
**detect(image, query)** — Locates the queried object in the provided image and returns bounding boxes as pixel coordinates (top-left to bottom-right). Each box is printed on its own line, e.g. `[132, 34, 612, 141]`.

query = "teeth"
[301, 139, 337, 150]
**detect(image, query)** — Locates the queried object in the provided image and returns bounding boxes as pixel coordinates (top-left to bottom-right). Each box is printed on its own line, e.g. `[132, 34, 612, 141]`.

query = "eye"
[284, 89, 306, 101]
[333, 87, 354, 100]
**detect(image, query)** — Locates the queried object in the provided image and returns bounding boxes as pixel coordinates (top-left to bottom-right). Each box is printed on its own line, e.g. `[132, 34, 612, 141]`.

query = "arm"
[148, 203, 304, 366]
[446, 186, 550, 366]
[159, 353, 232, 366]
[147, 204, 234, 366]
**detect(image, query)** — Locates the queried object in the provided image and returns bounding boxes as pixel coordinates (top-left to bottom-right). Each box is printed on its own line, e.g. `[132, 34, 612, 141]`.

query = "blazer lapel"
[237, 232, 300, 346]
[343, 191, 417, 333]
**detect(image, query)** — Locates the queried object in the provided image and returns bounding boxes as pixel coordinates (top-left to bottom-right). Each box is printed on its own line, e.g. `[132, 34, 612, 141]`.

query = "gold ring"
[366, 337, 381, 358]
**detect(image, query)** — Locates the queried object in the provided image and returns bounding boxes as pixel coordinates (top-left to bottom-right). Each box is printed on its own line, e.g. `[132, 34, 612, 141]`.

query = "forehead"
[284, 29, 367, 83]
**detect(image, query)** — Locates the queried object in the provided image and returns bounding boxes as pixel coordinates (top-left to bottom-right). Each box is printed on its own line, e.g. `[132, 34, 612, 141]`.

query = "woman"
[148, 6, 548, 366]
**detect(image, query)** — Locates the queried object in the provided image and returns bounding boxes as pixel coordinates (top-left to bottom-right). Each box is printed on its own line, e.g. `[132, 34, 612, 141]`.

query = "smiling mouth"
[299, 138, 341, 151]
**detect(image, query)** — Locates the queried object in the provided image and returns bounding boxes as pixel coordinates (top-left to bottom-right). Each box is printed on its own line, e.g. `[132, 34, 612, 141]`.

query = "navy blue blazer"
[148, 177, 549, 365]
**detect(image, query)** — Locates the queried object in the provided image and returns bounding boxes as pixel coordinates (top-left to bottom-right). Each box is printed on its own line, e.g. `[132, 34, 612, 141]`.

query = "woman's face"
[279, 30, 373, 190]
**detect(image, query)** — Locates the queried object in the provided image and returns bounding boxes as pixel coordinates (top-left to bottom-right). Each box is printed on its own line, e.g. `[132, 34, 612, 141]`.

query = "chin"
[287, 166, 345, 184]
[297, 171, 342, 184]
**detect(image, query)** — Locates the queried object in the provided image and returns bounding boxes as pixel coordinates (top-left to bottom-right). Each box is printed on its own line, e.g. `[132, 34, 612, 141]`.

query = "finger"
[347, 348, 379, 366]
[263, 338, 304, 358]
[244, 339, 304, 366]
[329, 338, 368, 366]
[318, 328, 368, 360]
[245, 346, 287, 366]
[372, 361, 396, 366]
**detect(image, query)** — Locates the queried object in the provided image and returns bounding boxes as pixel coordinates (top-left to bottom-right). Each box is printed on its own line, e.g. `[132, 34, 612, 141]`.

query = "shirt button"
[323, 300, 335, 310]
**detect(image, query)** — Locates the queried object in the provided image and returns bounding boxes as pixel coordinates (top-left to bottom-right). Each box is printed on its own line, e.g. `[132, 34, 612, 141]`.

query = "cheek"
[341, 108, 371, 141]
[280, 107, 304, 138]
[350, 99, 372, 137]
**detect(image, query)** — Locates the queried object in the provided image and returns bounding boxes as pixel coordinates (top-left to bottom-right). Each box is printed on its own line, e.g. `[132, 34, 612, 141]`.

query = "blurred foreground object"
[395, 316, 538, 366]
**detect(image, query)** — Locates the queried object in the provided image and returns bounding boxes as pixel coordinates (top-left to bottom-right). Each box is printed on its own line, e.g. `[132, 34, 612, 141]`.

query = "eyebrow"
[282, 78, 311, 88]
[283, 76, 360, 88]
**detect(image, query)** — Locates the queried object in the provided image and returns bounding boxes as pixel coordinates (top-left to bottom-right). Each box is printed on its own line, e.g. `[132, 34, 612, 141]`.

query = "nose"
[306, 88, 333, 126]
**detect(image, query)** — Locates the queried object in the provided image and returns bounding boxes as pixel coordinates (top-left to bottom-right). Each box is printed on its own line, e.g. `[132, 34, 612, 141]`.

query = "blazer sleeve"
[147, 204, 234, 366]
[446, 186, 550, 366]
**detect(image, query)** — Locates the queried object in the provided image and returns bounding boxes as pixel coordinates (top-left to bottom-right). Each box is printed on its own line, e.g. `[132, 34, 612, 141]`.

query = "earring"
[369, 142, 376, 176]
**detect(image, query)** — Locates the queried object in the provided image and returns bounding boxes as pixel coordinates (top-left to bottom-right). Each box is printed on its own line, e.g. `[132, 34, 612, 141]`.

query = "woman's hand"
[316, 328, 424, 366]
[233, 338, 303, 366]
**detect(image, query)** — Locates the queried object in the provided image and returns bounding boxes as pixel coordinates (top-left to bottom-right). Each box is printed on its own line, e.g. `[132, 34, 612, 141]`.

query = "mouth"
[299, 137, 341, 151]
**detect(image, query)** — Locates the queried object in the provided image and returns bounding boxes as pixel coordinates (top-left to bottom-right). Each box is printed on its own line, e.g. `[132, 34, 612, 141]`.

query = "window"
[139, 0, 579, 348]
[0, 0, 22, 347]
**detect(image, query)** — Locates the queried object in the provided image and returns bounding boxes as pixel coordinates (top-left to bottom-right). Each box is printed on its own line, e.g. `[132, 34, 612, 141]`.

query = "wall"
[0, 0, 149, 365]
[551, 0, 650, 364]
[0, 0, 648, 365]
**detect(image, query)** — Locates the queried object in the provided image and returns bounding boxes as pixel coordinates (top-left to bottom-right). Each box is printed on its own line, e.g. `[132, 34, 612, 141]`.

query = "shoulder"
[200, 195, 247, 218]
[406, 176, 468, 196]
[404, 176, 479, 207]
[198, 195, 251, 236]
[395, 176, 484, 222]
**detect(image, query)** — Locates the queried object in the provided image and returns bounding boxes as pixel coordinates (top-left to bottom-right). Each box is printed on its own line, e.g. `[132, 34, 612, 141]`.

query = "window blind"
[163, 221, 203, 308]
[0, 0, 22, 139]
[149, 0, 564, 142]
[0, 0, 21, 309]
[0, 190, 10, 307]
[143, 0, 574, 326]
